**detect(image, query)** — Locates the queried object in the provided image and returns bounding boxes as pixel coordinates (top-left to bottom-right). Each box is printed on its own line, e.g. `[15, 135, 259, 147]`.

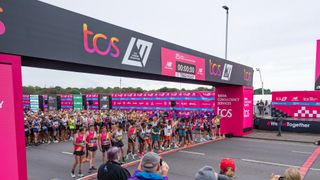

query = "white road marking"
[241, 159, 320, 171]
[61, 151, 73, 155]
[180, 150, 205, 156]
[291, 150, 312, 155]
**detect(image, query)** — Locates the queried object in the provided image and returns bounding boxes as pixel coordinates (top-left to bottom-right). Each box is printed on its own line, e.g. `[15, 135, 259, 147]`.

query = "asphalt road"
[27, 138, 319, 180]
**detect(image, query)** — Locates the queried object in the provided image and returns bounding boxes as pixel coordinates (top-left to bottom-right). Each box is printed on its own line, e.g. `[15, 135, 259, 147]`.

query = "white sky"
[22, 0, 320, 91]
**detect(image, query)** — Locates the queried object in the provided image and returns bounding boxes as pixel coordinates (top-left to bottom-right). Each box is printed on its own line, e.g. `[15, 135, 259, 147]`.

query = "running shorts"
[73, 151, 85, 156]
[114, 141, 124, 148]
[88, 146, 97, 152]
[102, 145, 110, 153]
[165, 136, 171, 141]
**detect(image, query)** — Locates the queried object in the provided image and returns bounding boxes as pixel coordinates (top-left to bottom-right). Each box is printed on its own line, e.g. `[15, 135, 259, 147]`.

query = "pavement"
[244, 129, 320, 143]
[26, 136, 320, 180]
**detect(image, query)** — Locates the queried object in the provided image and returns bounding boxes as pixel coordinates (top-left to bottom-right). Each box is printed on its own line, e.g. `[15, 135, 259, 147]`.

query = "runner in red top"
[98, 126, 111, 162]
[71, 127, 86, 178]
[86, 125, 98, 172]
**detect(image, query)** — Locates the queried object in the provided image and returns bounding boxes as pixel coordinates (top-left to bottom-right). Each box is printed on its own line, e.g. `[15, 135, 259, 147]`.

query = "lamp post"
[256, 68, 264, 95]
[222, 5, 229, 60]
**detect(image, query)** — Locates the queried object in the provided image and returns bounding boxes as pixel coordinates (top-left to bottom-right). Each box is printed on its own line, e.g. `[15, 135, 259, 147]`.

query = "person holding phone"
[128, 152, 169, 180]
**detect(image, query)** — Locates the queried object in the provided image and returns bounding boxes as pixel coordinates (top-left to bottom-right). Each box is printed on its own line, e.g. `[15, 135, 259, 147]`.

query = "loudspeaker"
[39, 95, 44, 111]
[82, 95, 87, 110]
[170, 101, 176, 107]
[57, 96, 61, 110]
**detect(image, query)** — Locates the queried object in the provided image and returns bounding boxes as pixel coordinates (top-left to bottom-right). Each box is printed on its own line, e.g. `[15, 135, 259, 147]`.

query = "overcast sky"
[22, 0, 320, 91]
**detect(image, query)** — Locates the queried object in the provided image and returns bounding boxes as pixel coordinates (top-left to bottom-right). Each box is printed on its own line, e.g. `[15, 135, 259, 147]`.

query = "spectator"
[128, 152, 169, 180]
[97, 147, 131, 180]
[219, 158, 236, 179]
[195, 166, 231, 180]
[270, 168, 301, 180]
[276, 114, 284, 136]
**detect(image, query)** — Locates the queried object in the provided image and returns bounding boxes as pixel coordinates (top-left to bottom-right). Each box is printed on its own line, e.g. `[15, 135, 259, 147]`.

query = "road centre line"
[180, 150, 205, 156]
[61, 151, 73, 155]
[241, 159, 320, 172]
[291, 150, 312, 155]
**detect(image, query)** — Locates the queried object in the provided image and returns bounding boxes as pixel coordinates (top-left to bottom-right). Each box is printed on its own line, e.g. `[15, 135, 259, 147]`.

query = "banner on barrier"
[86, 94, 99, 110]
[73, 94, 83, 110]
[111, 91, 215, 112]
[60, 94, 73, 110]
[272, 91, 320, 118]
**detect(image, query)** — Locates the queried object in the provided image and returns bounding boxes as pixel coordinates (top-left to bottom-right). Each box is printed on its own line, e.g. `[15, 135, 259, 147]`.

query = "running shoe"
[78, 173, 84, 178]
[132, 154, 137, 160]
[71, 172, 76, 178]
[91, 166, 97, 170]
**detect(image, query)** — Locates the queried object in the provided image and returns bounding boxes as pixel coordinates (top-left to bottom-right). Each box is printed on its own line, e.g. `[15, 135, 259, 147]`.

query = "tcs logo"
[217, 107, 232, 118]
[244, 69, 252, 82]
[209, 59, 222, 77]
[0, 6, 6, 36]
[83, 23, 120, 58]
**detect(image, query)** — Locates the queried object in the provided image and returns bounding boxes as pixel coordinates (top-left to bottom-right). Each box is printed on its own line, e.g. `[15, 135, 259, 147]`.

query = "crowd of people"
[24, 109, 222, 178]
[24, 109, 303, 180]
[98, 147, 301, 180]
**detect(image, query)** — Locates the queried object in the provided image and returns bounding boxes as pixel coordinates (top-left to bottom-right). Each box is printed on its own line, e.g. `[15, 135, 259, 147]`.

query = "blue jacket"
[128, 170, 168, 180]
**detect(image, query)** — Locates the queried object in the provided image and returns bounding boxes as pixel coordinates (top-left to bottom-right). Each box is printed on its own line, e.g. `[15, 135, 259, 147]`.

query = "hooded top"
[128, 170, 168, 180]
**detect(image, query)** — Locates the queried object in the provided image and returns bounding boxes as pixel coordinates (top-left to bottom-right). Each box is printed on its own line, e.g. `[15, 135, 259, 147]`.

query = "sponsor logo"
[0, 100, 4, 109]
[244, 69, 252, 82]
[83, 23, 120, 58]
[0, 6, 6, 36]
[165, 61, 173, 69]
[303, 97, 319, 101]
[208, 59, 233, 81]
[217, 107, 232, 118]
[122, 37, 153, 67]
[276, 97, 287, 101]
[208, 59, 222, 78]
[221, 64, 233, 81]
[291, 97, 299, 101]
[266, 121, 310, 128]
[244, 109, 250, 118]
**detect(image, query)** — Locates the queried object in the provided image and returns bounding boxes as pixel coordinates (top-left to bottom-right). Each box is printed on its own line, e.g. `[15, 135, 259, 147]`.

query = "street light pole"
[256, 68, 264, 95]
[222, 5, 229, 60]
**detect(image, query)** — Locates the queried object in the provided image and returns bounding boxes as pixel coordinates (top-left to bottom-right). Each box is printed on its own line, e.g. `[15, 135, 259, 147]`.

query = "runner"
[112, 124, 127, 163]
[138, 122, 146, 157]
[98, 125, 111, 162]
[151, 123, 161, 152]
[163, 120, 172, 150]
[215, 115, 221, 138]
[86, 125, 98, 173]
[127, 122, 137, 159]
[145, 123, 152, 152]
[71, 127, 86, 178]
[68, 115, 76, 141]
[24, 118, 31, 146]
[32, 116, 41, 146]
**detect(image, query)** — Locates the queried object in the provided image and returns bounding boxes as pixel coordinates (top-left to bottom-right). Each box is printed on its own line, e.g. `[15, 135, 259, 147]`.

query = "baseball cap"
[141, 152, 160, 170]
[195, 166, 217, 180]
[220, 158, 236, 172]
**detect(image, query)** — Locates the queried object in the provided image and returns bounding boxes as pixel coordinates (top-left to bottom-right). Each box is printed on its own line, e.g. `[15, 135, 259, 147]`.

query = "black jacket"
[97, 160, 131, 180]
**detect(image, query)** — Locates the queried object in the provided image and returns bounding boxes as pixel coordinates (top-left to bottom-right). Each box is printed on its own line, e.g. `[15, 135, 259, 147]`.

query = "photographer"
[128, 152, 169, 180]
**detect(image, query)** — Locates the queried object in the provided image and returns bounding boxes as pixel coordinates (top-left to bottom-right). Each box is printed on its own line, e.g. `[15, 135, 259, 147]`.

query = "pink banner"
[111, 91, 214, 112]
[272, 91, 320, 118]
[59, 94, 73, 110]
[86, 94, 99, 110]
[315, 40, 320, 89]
[161, 48, 205, 80]
[22, 94, 30, 110]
